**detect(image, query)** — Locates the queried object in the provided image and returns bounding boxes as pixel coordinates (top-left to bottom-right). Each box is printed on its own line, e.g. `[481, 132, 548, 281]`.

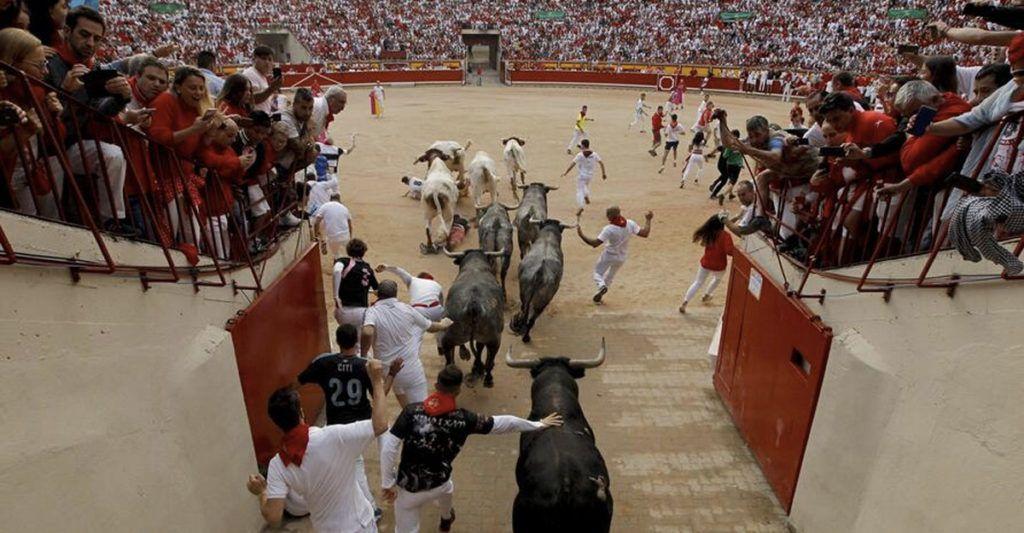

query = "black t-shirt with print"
[390, 403, 495, 492]
[297, 353, 374, 425]
[337, 257, 379, 308]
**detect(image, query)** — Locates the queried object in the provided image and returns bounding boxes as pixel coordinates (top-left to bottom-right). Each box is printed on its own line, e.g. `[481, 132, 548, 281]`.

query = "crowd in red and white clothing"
[97, 0, 988, 74]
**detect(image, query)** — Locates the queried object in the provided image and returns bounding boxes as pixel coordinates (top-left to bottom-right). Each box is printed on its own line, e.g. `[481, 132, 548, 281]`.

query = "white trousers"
[205, 214, 231, 259]
[681, 154, 705, 185]
[336, 305, 367, 352]
[391, 358, 428, 403]
[395, 480, 454, 533]
[166, 196, 201, 245]
[326, 237, 350, 260]
[684, 266, 724, 303]
[413, 305, 446, 322]
[593, 252, 626, 288]
[68, 141, 127, 220]
[629, 110, 644, 129]
[567, 129, 588, 151]
[576, 177, 592, 208]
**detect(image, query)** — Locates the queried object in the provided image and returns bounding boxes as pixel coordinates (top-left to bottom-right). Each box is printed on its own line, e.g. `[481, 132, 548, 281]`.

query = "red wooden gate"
[227, 245, 330, 466]
[714, 249, 832, 512]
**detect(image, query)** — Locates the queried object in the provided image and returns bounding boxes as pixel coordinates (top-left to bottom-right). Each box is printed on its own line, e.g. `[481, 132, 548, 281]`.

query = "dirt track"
[290, 84, 794, 532]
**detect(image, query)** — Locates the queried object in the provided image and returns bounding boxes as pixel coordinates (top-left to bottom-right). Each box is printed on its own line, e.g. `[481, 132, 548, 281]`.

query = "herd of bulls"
[408, 140, 614, 532]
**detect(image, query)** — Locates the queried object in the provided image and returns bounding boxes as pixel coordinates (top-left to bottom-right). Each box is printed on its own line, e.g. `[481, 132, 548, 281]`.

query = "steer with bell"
[507, 340, 613, 533]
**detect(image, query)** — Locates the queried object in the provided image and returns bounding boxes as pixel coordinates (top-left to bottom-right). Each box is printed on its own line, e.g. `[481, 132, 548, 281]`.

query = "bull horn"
[505, 345, 540, 369]
[463, 139, 473, 150]
[528, 217, 544, 225]
[546, 186, 559, 191]
[568, 338, 606, 369]
[499, 200, 521, 211]
[560, 223, 579, 230]
[517, 185, 529, 190]
[441, 247, 466, 259]
[484, 248, 506, 256]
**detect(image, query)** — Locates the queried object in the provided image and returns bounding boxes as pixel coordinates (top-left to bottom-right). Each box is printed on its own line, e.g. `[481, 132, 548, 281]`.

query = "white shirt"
[387, 266, 443, 306]
[373, 85, 385, 101]
[634, 99, 645, 113]
[956, 65, 983, 102]
[803, 123, 826, 148]
[664, 122, 685, 142]
[363, 298, 431, 365]
[597, 219, 641, 258]
[309, 96, 331, 139]
[308, 176, 339, 209]
[573, 151, 602, 181]
[242, 66, 272, 114]
[318, 142, 343, 174]
[312, 201, 351, 241]
[266, 422, 376, 533]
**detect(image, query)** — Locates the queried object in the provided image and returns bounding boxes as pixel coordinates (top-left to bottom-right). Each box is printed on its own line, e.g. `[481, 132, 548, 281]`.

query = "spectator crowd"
[93, 0, 990, 74]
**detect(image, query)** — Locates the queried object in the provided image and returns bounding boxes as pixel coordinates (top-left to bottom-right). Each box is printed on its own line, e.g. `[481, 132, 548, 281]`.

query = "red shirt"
[700, 231, 734, 271]
[197, 144, 243, 217]
[845, 109, 900, 183]
[901, 93, 971, 186]
[148, 92, 202, 159]
[652, 112, 664, 131]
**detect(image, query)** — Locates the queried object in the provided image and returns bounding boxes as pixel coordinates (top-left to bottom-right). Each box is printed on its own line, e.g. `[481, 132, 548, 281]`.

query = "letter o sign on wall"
[658, 75, 676, 92]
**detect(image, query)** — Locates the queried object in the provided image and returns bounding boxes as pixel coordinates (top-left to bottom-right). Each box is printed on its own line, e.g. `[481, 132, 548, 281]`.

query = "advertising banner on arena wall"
[886, 8, 928, 19]
[534, 10, 566, 20]
[719, 11, 755, 22]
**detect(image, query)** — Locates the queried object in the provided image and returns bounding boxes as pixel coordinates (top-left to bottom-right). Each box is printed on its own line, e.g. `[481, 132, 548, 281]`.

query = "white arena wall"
[740, 236, 1024, 532]
[0, 212, 312, 532]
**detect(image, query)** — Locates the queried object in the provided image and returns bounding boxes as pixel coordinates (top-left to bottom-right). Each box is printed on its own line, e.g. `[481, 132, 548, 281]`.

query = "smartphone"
[819, 146, 846, 157]
[910, 106, 938, 136]
[897, 43, 920, 55]
[272, 66, 282, 79]
[81, 69, 120, 98]
[0, 104, 23, 126]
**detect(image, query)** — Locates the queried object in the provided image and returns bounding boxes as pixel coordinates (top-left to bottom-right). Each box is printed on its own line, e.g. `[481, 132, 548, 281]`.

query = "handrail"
[0, 62, 292, 293]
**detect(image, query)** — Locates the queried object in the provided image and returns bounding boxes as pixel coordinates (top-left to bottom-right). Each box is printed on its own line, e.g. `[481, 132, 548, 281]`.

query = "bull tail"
[482, 166, 497, 202]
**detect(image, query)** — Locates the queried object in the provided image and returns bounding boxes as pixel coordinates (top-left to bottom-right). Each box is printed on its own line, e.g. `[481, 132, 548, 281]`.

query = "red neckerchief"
[418, 273, 434, 280]
[278, 423, 311, 467]
[610, 216, 627, 227]
[423, 392, 457, 416]
[55, 41, 93, 69]
[128, 76, 156, 107]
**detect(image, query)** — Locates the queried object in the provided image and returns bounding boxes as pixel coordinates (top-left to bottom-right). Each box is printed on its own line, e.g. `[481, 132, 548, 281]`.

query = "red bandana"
[55, 41, 93, 69]
[423, 392, 457, 416]
[417, 273, 434, 280]
[278, 423, 311, 467]
[128, 76, 157, 107]
[1010, 33, 1024, 67]
[610, 216, 628, 227]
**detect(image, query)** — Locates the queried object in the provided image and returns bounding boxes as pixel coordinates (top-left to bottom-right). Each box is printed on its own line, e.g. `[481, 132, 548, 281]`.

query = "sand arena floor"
[284, 84, 795, 532]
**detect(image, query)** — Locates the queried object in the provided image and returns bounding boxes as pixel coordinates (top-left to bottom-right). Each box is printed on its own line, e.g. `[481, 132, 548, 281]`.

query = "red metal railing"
[0, 62, 306, 293]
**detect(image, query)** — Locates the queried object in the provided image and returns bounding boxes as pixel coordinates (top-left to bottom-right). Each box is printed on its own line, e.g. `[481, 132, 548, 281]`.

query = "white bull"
[502, 137, 527, 191]
[466, 151, 502, 208]
[418, 151, 459, 253]
[424, 140, 472, 186]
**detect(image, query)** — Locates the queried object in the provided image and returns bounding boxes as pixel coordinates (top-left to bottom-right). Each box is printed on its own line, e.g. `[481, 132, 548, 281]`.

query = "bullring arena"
[312, 85, 794, 532]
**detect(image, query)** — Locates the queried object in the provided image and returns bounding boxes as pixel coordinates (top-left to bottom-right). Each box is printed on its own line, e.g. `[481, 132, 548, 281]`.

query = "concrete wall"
[0, 212, 311, 532]
[741, 237, 1024, 532]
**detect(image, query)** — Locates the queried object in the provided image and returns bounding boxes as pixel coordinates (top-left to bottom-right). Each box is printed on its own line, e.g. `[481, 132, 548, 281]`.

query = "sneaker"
[717, 195, 725, 206]
[678, 303, 687, 314]
[279, 212, 301, 227]
[566, 149, 572, 155]
[440, 508, 456, 532]
[728, 193, 736, 201]
[658, 167, 665, 174]
[679, 182, 686, 189]
[593, 285, 608, 303]
[701, 294, 713, 303]
[648, 149, 657, 157]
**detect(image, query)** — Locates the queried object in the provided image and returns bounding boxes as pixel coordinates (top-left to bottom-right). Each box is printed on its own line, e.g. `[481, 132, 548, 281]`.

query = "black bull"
[507, 341, 612, 532]
[439, 249, 505, 387]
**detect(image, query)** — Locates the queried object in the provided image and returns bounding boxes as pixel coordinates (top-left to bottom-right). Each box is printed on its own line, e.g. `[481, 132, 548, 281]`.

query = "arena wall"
[737, 236, 1024, 532]
[507, 69, 745, 92]
[0, 213, 318, 532]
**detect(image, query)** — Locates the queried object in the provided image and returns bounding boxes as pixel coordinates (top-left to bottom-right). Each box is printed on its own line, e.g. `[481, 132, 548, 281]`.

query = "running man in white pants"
[576, 206, 653, 304]
[561, 139, 606, 208]
[313, 193, 353, 259]
[246, 365, 389, 532]
[628, 93, 650, 132]
[566, 105, 593, 154]
[380, 365, 562, 533]
[361, 280, 453, 407]
[375, 264, 446, 322]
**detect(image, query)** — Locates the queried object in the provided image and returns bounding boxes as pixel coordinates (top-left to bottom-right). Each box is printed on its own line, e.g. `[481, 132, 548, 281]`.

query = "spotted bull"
[506, 340, 612, 533]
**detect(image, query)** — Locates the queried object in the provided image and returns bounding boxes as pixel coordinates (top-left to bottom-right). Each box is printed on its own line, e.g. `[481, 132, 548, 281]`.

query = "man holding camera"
[243, 45, 283, 115]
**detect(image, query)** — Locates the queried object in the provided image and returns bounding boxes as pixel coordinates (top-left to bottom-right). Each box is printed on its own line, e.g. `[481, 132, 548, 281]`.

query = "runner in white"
[361, 280, 453, 407]
[376, 264, 446, 322]
[312, 193, 353, 259]
[575, 206, 653, 304]
[561, 139, 607, 208]
[659, 114, 686, 172]
[628, 92, 651, 132]
[566, 105, 594, 154]
[692, 93, 710, 132]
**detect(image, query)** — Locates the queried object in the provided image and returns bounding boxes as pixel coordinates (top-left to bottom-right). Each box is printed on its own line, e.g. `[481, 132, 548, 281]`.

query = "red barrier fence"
[227, 244, 329, 466]
[714, 248, 833, 512]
